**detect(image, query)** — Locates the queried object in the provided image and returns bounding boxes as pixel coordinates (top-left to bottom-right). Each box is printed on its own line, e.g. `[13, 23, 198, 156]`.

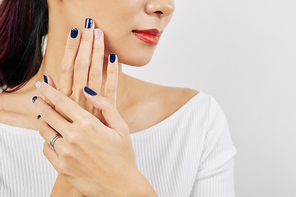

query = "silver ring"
[50, 134, 60, 151]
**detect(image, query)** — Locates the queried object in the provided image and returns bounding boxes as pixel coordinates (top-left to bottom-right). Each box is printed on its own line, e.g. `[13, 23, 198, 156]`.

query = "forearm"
[50, 171, 157, 197]
[128, 170, 158, 197]
[50, 174, 84, 197]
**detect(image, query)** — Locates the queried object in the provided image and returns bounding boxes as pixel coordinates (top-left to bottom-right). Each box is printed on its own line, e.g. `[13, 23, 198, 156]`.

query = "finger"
[38, 113, 62, 146]
[44, 75, 72, 122]
[59, 28, 81, 96]
[73, 18, 95, 94]
[38, 117, 63, 157]
[103, 53, 118, 106]
[43, 75, 56, 108]
[43, 142, 60, 171]
[33, 95, 72, 137]
[84, 87, 128, 135]
[45, 75, 57, 89]
[35, 81, 92, 123]
[88, 29, 104, 94]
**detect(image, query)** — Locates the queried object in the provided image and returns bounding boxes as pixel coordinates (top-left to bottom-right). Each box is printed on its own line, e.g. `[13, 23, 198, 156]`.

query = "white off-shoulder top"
[0, 91, 237, 197]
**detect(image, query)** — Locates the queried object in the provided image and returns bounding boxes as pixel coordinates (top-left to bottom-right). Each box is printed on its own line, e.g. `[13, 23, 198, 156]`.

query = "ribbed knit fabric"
[0, 91, 237, 197]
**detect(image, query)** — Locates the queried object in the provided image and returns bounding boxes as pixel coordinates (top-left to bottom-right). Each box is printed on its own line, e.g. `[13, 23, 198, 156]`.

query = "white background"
[37, 0, 296, 196]
[123, 0, 296, 196]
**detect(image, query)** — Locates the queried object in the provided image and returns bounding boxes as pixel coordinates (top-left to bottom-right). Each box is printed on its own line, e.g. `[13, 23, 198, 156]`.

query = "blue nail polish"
[71, 28, 78, 38]
[85, 18, 93, 29]
[37, 115, 41, 120]
[32, 96, 37, 103]
[110, 53, 116, 63]
[43, 75, 48, 83]
[84, 86, 97, 96]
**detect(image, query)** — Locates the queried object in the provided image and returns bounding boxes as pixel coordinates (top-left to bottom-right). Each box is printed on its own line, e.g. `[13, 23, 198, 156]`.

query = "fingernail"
[71, 28, 78, 38]
[94, 29, 102, 39]
[32, 96, 37, 103]
[85, 18, 93, 29]
[43, 75, 48, 84]
[110, 53, 116, 63]
[35, 81, 42, 89]
[37, 115, 41, 120]
[84, 86, 97, 96]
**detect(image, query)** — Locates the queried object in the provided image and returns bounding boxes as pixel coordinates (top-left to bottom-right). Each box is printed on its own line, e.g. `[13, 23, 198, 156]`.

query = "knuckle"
[42, 107, 52, 118]
[58, 87, 72, 97]
[59, 147, 72, 158]
[89, 68, 102, 78]
[104, 83, 115, 95]
[101, 99, 114, 111]
[108, 65, 118, 75]
[38, 124, 47, 137]
[65, 40, 78, 51]
[81, 32, 92, 42]
[105, 99, 114, 108]
[67, 132, 80, 145]
[75, 58, 89, 70]
[101, 97, 112, 106]
[79, 120, 95, 132]
[61, 62, 73, 75]
[57, 163, 70, 176]
[54, 94, 66, 106]
[93, 42, 103, 52]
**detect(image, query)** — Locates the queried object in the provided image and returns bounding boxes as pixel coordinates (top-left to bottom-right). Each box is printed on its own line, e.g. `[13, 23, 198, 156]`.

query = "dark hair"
[0, 0, 48, 93]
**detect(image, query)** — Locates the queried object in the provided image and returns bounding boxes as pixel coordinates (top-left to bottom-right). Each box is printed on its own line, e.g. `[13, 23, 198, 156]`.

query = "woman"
[0, 0, 237, 196]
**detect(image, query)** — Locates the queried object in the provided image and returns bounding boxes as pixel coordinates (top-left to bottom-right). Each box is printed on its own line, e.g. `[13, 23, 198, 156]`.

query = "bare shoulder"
[127, 75, 199, 104]
[158, 86, 199, 109]
[110, 76, 199, 133]
[151, 86, 199, 124]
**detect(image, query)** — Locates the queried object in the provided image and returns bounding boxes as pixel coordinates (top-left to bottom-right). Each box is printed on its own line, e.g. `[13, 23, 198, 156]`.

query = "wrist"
[128, 169, 158, 197]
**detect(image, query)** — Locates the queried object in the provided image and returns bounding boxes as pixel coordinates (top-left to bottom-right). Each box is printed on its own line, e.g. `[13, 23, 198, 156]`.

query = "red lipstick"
[132, 29, 163, 45]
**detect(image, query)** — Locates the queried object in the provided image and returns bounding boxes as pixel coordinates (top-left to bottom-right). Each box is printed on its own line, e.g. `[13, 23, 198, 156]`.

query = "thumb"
[43, 75, 56, 108]
[83, 86, 128, 134]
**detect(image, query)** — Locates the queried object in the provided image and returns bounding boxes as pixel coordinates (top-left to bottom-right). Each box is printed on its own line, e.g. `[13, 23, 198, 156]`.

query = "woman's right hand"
[46, 18, 118, 125]
[44, 18, 119, 196]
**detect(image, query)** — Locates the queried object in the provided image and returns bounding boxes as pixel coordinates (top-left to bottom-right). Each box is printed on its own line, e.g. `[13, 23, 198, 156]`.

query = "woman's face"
[61, 0, 175, 66]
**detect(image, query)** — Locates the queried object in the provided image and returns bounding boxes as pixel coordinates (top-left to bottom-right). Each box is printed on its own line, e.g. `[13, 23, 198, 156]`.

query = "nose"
[145, 0, 175, 18]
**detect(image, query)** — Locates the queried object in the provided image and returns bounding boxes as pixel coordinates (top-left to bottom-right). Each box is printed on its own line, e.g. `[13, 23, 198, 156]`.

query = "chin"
[120, 53, 154, 67]
[104, 36, 158, 67]
[107, 46, 155, 67]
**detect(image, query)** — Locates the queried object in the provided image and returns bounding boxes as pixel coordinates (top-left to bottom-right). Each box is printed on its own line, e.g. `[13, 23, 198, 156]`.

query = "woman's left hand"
[33, 82, 157, 197]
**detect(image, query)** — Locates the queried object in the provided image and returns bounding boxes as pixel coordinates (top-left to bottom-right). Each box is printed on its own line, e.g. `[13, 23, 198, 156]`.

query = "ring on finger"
[50, 134, 61, 151]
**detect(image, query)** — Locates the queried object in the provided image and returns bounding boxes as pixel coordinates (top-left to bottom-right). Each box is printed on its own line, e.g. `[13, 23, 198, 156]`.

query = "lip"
[132, 29, 163, 36]
[132, 29, 163, 45]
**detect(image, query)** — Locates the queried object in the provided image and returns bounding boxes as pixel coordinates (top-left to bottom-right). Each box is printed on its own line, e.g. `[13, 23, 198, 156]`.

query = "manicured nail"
[43, 75, 48, 83]
[85, 18, 93, 29]
[84, 86, 97, 96]
[94, 29, 102, 39]
[71, 28, 78, 38]
[37, 115, 41, 120]
[35, 81, 42, 89]
[32, 96, 37, 103]
[110, 53, 116, 63]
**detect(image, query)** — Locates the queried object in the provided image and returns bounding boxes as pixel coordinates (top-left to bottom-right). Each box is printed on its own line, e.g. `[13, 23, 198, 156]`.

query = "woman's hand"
[33, 82, 157, 196]
[42, 18, 112, 196]
[46, 18, 111, 124]
[50, 174, 84, 197]
[36, 18, 157, 196]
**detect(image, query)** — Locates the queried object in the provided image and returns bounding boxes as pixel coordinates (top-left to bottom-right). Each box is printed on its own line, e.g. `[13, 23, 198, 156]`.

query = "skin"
[0, 0, 199, 195]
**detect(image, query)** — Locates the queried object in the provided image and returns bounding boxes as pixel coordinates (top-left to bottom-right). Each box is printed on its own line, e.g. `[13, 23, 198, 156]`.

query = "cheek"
[91, 0, 141, 30]
[76, 0, 156, 66]
[105, 33, 157, 67]
[92, 2, 154, 66]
